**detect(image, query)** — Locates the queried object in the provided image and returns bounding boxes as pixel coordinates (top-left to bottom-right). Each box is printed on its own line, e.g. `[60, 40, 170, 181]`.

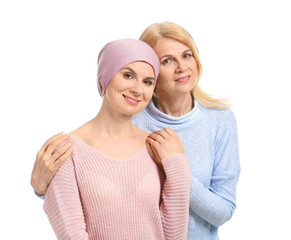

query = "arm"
[43, 153, 89, 239]
[146, 128, 190, 240]
[160, 154, 190, 240]
[31, 133, 72, 197]
[189, 110, 240, 227]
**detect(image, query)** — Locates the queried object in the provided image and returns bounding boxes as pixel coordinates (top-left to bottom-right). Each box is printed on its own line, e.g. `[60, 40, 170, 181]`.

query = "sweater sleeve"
[189, 110, 241, 227]
[43, 154, 89, 240]
[160, 154, 190, 240]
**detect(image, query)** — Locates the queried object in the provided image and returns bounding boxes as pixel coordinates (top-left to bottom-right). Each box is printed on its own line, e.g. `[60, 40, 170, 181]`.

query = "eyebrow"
[159, 49, 192, 60]
[122, 67, 136, 75]
[145, 77, 155, 82]
[121, 67, 155, 81]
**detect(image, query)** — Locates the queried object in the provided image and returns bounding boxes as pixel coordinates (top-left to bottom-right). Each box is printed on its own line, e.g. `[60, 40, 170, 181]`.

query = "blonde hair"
[139, 22, 230, 109]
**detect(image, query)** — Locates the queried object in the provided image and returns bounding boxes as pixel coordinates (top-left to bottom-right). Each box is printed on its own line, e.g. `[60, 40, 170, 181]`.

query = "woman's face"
[153, 38, 198, 97]
[104, 61, 155, 115]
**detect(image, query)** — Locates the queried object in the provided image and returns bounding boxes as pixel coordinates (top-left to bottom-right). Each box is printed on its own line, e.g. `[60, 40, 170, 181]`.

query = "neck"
[90, 103, 135, 139]
[153, 92, 194, 117]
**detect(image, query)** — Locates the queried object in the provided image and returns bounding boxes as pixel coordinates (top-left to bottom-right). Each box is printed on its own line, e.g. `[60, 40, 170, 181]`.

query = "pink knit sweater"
[44, 136, 190, 240]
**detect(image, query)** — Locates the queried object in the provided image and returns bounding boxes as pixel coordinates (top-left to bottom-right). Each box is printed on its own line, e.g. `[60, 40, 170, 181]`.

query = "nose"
[130, 80, 142, 95]
[176, 60, 188, 73]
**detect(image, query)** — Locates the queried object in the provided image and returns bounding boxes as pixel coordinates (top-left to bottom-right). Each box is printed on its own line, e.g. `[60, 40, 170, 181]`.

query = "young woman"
[31, 22, 240, 240]
[42, 38, 190, 239]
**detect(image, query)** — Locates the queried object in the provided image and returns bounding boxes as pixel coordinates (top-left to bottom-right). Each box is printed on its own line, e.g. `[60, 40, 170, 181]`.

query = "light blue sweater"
[132, 98, 240, 240]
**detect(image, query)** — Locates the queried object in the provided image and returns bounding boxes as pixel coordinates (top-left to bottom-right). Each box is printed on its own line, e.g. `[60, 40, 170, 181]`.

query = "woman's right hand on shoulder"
[146, 128, 184, 172]
[30, 133, 73, 196]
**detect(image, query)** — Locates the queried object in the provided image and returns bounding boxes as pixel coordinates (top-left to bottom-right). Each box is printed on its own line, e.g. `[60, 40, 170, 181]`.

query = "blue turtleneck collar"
[144, 98, 204, 127]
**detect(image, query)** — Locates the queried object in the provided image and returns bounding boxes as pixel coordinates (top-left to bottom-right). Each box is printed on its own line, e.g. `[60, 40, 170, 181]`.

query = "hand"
[30, 132, 73, 196]
[146, 128, 184, 171]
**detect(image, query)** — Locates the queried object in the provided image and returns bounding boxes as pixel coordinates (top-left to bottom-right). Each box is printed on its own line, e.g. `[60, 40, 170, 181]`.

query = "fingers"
[38, 132, 62, 154]
[31, 132, 73, 195]
[45, 134, 71, 156]
[147, 133, 164, 144]
[146, 135, 161, 157]
[146, 140, 155, 159]
[148, 128, 172, 144]
[163, 127, 175, 136]
[54, 149, 72, 171]
[52, 138, 73, 162]
[35, 132, 72, 173]
[146, 128, 183, 160]
[146, 138, 164, 172]
[146, 136, 160, 149]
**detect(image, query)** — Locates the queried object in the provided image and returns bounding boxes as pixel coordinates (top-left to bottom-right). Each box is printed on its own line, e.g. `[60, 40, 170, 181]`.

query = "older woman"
[31, 22, 240, 240]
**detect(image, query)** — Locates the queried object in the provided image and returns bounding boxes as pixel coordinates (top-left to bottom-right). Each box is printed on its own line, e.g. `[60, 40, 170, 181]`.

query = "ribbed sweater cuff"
[162, 154, 190, 180]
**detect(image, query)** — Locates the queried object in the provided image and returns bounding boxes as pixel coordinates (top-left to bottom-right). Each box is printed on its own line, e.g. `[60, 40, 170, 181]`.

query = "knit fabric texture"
[44, 136, 190, 240]
[132, 99, 241, 240]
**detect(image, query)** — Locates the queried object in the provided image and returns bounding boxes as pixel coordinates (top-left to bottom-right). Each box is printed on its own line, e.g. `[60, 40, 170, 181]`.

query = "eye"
[124, 72, 133, 79]
[184, 53, 192, 58]
[143, 79, 154, 86]
[162, 58, 172, 65]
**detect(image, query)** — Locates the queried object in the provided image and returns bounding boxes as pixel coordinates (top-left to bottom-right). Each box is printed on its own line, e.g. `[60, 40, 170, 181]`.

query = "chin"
[175, 85, 194, 94]
[181, 81, 196, 92]
[123, 106, 146, 116]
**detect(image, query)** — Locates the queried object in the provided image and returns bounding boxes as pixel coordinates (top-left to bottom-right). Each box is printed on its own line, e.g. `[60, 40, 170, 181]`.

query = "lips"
[175, 75, 190, 82]
[122, 94, 141, 105]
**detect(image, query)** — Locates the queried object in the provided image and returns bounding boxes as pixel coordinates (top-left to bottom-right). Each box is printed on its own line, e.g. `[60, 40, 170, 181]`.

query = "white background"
[1, 0, 290, 239]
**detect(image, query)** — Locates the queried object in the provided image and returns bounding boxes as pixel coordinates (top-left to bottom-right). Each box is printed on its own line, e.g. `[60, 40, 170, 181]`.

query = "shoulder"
[203, 108, 239, 148]
[70, 120, 98, 149]
[70, 121, 91, 140]
[202, 105, 237, 127]
[131, 124, 150, 141]
[197, 106, 238, 141]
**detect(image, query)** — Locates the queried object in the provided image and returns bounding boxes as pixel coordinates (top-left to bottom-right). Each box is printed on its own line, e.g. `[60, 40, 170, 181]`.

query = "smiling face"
[153, 38, 198, 98]
[104, 61, 155, 116]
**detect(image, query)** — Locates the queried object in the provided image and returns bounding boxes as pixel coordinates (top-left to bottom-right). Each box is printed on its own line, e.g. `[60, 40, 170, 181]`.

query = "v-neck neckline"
[72, 135, 147, 162]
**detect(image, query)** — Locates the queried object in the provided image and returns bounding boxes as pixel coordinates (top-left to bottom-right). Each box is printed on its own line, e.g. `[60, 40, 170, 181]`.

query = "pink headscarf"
[97, 38, 160, 96]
